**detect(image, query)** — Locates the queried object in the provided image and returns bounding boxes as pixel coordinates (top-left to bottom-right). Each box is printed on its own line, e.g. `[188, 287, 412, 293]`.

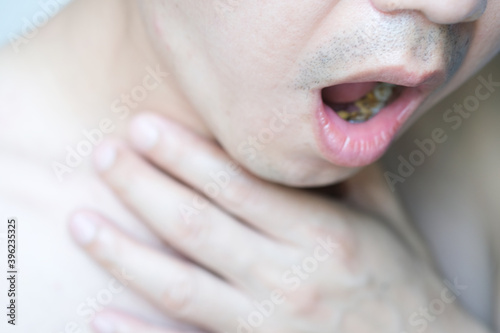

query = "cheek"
[463, 1, 500, 69]
[211, 108, 352, 187]
[203, 1, 342, 87]
[425, 9, 500, 106]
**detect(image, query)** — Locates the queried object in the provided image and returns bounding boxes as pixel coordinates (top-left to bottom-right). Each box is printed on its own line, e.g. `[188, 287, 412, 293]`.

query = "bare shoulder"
[0, 46, 43, 119]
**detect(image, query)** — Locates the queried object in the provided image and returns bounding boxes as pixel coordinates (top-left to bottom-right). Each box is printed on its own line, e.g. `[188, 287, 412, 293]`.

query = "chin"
[242, 156, 360, 188]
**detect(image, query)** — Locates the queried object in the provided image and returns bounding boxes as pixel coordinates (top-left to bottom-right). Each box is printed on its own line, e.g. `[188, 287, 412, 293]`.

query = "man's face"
[141, 0, 500, 186]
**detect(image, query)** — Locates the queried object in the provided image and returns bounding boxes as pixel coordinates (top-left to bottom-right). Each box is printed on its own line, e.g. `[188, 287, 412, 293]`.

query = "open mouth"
[315, 78, 429, 167]
[322, 82, 404, 123]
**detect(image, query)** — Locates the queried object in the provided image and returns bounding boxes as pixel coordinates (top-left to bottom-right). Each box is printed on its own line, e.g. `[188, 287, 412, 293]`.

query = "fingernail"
[94, 143, 117, 172]
[70, 213, 97, 245]
[130, 117, 159, 151]
[93, 315, 116, 333]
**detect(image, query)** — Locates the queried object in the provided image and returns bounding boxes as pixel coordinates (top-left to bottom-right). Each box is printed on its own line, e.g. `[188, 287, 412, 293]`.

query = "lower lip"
[315, 87, 424, 167]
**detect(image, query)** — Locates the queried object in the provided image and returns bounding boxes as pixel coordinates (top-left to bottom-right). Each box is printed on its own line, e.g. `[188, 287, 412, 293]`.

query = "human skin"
[61, 0, 496, 331]
[64, 0, 500, 331]
[68, 113, 490, 332]
[0, 0, 499, 331]
[133, 0, 500, 186]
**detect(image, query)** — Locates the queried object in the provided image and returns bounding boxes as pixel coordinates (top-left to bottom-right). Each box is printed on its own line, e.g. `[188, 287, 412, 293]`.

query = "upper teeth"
[337, 83, 396, 123]
[374, 83, 394, 102]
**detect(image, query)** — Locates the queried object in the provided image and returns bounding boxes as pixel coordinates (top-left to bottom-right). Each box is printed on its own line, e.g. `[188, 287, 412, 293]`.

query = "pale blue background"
[0, 0, 72, 47]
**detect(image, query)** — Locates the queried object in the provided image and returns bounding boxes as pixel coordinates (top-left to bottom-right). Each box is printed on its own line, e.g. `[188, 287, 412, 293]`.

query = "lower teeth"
[336, 83, 397, 123]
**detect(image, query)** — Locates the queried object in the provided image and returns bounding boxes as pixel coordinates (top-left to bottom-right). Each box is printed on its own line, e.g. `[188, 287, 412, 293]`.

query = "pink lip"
[315, 86, 426, 167]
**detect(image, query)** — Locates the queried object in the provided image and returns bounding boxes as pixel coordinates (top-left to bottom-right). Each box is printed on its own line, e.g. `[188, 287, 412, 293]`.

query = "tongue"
[322, 82, 377, 104]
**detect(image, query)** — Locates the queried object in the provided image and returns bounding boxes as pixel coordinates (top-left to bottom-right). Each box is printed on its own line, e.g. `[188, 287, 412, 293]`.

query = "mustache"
[294, 12, 473, 90]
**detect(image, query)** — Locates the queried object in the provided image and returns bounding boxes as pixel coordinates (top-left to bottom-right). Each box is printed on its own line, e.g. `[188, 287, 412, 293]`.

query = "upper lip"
[318, 66, 446, 93]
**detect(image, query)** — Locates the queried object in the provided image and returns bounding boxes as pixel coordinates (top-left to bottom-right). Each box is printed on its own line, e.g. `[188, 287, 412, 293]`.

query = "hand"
[68, 113, 487, 333]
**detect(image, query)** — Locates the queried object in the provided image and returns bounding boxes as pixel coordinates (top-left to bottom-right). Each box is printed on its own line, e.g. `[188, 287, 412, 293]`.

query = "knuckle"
[284, 285, 324, 317]
[303, 223, 357, 267]
[174, 205, 213, 248]
[290, 223, 367, 290]
[251, 261, 288, 291]
[221, 173, 259, 210]
[160, 272, 197, 316]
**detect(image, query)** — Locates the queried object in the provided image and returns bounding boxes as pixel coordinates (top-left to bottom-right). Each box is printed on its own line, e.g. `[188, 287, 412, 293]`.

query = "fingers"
[69, 211, 251, 332]
[92, 140, 284, 285]
[125, 113, 345, 243]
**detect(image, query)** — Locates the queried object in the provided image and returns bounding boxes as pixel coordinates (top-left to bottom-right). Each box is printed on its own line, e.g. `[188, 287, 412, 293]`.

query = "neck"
[24, 0, 211, 140]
